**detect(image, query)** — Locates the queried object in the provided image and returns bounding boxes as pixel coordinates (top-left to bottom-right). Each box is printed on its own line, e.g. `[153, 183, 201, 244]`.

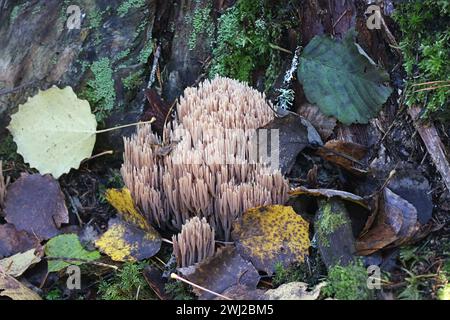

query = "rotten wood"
[408, 106, 450, 191]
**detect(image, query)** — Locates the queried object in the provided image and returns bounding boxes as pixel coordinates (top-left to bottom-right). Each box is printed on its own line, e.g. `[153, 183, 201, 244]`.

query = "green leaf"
[298, 29, 392, 125]
[8, 86, 97, 178]
[45, 234, 101, 272]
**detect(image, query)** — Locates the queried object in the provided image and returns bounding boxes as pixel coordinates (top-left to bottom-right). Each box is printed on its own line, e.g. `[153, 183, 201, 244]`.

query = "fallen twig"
[170, 273, 232, 300]
[408, 106, 450, 191]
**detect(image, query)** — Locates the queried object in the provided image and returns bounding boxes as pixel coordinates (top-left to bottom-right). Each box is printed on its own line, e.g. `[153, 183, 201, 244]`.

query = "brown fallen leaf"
[142, 88, 173, 136]
[0, 223, 40, 259]
[296, 103, 336, 140]
[0, 269, 41, 300]
[261, 112, 323, 175]
[232, 205, 310, 274]
[178, 246, 260, 300]
[4, 174, 69, 240]
[290, 187, 368, 209]
[316, 139, 367, 175]
[356, 188, 419, 255]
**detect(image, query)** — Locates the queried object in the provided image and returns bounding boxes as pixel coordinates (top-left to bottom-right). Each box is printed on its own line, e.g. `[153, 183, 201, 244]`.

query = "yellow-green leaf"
[45, 234, 100, 273]
[232, 205, 310, 274]
[8, 86, 97, 178]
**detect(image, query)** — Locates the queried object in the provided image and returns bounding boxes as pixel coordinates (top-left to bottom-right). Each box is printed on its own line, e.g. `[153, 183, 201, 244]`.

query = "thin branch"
[170, 273, 232, 300]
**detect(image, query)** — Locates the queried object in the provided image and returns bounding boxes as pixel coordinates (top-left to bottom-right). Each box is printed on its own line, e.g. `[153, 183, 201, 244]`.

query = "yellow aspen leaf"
[105, 188, 150, 231]
[95, 218, 161, 262]
[232, 205, 310, 275]
[7, 86, 97, 178]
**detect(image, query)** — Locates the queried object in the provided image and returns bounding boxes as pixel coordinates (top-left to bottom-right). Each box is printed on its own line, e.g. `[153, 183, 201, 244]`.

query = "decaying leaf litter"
[0, 1, 448, 301]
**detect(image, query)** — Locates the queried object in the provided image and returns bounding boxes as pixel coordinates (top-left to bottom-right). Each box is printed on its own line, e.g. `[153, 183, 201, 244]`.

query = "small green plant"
[322, 260, 372, 300]
[164, 280, 195, 300]
[98, 262, 155, 300]
[397, 269, 423, 300]
[81, 58, 116, 122]
[393, 0, 450, 118]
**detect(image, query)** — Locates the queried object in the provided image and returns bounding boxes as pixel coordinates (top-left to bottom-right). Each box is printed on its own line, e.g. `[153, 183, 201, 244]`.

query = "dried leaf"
[142, 88, 172, 136]
[265, 282, 326, 300]
[316, 139, 367, 175]
[4, 174, 69, 240]
[232, 205, 310, 274]
[7, 86, 97, 178]
[261, 112, 322, 175]
[356, 188, 419, 255]
[0, 270, 41, 300]
[296, 103, 336, 140]
[0, 224, 40, 259]
[95, 218, 161, 262]
[45, 234, 101, 273]
[290, 187, 368, 209]
[178, 246, 260, 300]
[298, 29, 392, 125]
[0, 249, 42, 277]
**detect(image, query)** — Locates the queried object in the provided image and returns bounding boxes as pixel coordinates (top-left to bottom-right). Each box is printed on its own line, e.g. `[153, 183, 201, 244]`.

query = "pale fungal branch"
[172, 217, 215, 268]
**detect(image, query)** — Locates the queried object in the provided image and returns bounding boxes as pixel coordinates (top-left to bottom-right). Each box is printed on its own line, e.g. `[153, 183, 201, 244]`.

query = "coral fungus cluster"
[121, 77, 288, 240]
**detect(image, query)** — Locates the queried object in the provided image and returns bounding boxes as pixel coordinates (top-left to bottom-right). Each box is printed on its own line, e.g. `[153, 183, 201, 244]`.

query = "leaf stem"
[96, 118, 156, 134]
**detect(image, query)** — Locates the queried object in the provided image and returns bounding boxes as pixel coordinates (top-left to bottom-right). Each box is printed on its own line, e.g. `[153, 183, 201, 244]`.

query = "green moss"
[81, 58, 116, 122]
[393, 0, 450, 118]
[123, 70, 144, 91]
[188, 5, 214, 50]
[138, 40, 153, 65]
[45, 288, 63, 300]
[88, 8, 103, 29]
[164, 280, 195, 300]
[272, 262, 305, 287]
[322, 260, 372, 300]
[117, 0, 147, 18]
[0, 134, 19, 162]
[10, 4, 24, 21]
[98, 262, 155, 300]
[316, 200, 349, 247]
[209, 0, 294, 89]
